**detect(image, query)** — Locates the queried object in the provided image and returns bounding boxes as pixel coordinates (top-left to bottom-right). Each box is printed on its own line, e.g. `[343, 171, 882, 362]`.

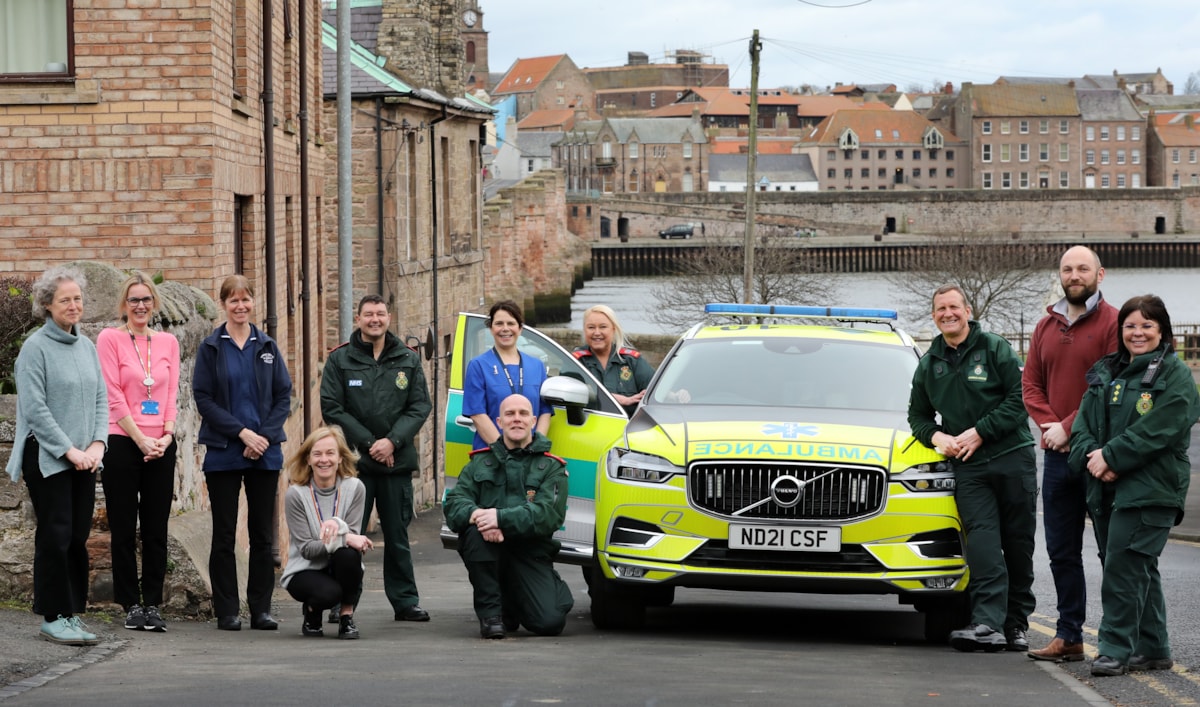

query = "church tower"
[461, 2, 489, 92]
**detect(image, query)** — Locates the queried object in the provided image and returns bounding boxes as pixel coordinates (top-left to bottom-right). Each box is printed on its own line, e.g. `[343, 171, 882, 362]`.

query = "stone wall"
[587, 186, 1200, 241]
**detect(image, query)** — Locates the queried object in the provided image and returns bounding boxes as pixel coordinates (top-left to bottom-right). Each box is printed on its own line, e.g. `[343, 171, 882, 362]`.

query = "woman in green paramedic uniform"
[572, 305, 655, 416]
[1070, 295, 1200, 677]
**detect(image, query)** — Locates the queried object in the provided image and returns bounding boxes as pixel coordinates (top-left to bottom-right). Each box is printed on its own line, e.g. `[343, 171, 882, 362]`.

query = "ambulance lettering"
[691, 441, 883, 463]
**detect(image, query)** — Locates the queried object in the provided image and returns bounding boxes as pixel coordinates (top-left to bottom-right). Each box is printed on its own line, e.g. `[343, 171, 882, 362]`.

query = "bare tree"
[1185, 71, 1200, 96]
[648, 226, 838, 333]
[885, 235, 1058, 334]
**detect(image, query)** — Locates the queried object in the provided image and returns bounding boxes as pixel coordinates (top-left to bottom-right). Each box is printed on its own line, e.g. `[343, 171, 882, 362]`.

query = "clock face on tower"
[463, 9, 478, 27]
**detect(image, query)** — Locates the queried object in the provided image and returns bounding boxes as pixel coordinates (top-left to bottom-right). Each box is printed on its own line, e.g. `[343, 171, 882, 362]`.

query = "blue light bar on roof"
[704, 303, 898, 321]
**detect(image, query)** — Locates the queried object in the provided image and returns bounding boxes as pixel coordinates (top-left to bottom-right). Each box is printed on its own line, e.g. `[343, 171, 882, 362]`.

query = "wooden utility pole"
[742, 30, 762, 303]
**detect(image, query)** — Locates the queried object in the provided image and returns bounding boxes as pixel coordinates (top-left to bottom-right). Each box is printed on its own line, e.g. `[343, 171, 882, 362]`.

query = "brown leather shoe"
[1028, 637, 1085, 662]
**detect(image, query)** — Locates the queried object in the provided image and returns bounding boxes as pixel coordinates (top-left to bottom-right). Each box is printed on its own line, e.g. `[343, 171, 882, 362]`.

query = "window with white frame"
[1132, 173, 1140, 187]
[1132, 126, 1141, 140]
[1117, 126, 1126, 141]
[682, 141, 692, 159]
[602, 141, 612, 158]
[0, 0, 73, 77]
[982, 144, 992, 162]
[1039, 143, 1049, 161]
[1019, 172, 1029, 188]
[1019, 120, 1029, 134]
[1059, 144, 1069, 161]
[1001, 120, 1011, 135]
[1117, 150, 1125, 165]
[629, 141, 639, 159]
[1173, 172, 1180, 187]
[1086, 149, 1095, 165]
[1040, 119, 1049, 134]
[1172, 149, 1180, 163]
[1060, 120, 1069, 134]
[1117, 173, 1126, 187]
[1191, 149, 1197, 163]
[1059, 171, 1069, 188]
[1000, 144, 1010, 162]
[1019, 144, 1029, 162]
[1100, 126, 1109, 140]
[1086, 126, 1095, 141]
[1001, 172, 1012, 188]
[981, 121, 992, 135]
[1101, 150, 1109, 165]
[1101, 174, 1110, 188]
[682, 171, 694, 192]
[1132, 149, 1140, 164]
[982, 171, 993, 188]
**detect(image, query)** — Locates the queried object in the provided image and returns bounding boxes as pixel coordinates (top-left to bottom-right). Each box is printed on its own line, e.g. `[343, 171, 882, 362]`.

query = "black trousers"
[205, 469, 279, 617]
[284, 547, 364, 611]
[22, 438, 96, 620]
[102, 434, 177, 610]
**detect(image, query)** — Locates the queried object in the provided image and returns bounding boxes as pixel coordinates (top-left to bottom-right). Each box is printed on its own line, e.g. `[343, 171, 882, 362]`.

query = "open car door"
[443, 312, 630, 564]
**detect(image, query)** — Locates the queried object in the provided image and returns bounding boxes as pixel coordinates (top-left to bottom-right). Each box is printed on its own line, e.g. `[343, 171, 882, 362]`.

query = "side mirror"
[541, 375, 590, 426]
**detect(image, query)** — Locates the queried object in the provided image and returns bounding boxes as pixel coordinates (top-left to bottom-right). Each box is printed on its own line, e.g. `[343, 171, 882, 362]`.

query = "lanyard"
[310, 483, 340, 522]
[127, 326, 154, 398]
[492, 347, 523, 394]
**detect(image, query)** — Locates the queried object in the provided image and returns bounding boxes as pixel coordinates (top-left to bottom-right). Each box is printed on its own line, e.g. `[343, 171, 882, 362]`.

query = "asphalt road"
[3, 424, 1199, 705]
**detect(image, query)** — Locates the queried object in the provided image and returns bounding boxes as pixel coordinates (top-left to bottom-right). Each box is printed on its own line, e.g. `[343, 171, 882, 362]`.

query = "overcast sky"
[480, 0, 1200, 93]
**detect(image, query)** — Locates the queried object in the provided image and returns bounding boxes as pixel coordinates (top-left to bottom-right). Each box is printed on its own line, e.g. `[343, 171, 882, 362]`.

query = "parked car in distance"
[658, 224, 694, 239]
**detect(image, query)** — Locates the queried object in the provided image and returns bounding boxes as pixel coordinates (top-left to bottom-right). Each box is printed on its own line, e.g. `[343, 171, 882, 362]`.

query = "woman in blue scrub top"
[462, 301, 551, 449]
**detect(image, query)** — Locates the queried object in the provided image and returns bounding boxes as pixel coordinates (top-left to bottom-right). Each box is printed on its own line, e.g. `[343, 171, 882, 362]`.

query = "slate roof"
[708, 153, 816, 183]
[963, 83, 1079, 117]
[1137, 95, 1200, 110]
[603, 117, 707, 144]
[321, 1, 382, 54]
[800, 108, 960, 144]
[493, 55, 566, 95]
[1076, 89, 1143, 122]
[516, 131, 563, 159]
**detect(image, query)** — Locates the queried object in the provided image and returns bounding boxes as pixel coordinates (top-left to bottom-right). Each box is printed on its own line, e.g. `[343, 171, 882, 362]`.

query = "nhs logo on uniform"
[348, 380, 364, 387]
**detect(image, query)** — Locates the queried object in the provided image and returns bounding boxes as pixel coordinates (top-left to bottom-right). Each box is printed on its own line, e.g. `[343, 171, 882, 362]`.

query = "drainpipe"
[298, 0, 312, 435]
[428, 106, 449, 500]
[376, 96, 385, 295]
[262, 0, 278, 337]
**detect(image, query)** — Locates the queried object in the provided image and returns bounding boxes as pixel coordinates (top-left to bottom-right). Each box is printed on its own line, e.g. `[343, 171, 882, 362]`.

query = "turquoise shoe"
[66, 616, 100, 645]
[40, 615, 87, 645]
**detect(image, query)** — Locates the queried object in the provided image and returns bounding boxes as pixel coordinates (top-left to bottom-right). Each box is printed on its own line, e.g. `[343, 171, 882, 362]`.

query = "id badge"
[141, 399, 161, 415]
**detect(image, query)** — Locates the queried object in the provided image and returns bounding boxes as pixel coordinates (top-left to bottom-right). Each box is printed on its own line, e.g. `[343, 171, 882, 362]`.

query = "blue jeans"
[1042, 449, 1089, 643]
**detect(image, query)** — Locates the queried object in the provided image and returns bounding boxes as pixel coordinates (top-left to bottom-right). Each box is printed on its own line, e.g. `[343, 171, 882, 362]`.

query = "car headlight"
[606, 448, 684, 483]
[894, 461, 955, 492]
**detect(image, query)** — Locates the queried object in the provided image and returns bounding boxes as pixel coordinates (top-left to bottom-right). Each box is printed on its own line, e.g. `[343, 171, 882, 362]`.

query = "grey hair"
[31, 265, 87, 318]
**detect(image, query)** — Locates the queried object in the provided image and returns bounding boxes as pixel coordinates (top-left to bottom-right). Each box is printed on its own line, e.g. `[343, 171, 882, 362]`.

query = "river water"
[552, 268, 1200, 338]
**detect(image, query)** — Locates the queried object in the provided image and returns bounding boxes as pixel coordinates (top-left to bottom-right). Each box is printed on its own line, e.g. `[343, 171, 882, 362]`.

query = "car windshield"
[649, 336, 917, 412]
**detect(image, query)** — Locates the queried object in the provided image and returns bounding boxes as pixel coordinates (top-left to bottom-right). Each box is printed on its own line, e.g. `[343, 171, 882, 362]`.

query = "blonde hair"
[582, 304, 630, 350]
[117, 271, 161, 322]
[285, 426, 360, 486]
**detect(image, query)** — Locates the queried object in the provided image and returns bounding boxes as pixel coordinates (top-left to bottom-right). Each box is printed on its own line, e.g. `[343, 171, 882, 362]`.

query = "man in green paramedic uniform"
[321, 294, 432, 623]
[443, 393, 574, 639]
[908, 285, 1037, 653]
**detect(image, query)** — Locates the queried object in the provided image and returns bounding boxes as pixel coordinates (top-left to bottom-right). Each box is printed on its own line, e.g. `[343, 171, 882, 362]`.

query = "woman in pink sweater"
[97, 272, 180, 633]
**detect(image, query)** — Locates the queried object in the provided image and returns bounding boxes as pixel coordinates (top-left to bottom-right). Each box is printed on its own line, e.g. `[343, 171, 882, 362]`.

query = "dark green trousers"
[1092, 504, 1174, 662]
[359, 472, 419, 613]
[458, 526, 573, 635]
[953, 446, 1038, 632]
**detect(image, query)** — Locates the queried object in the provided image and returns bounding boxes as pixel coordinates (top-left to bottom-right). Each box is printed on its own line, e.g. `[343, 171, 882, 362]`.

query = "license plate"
[728, 525, 841, 552]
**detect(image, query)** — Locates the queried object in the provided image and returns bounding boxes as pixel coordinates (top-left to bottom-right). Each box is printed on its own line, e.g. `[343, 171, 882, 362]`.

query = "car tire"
[919, 596, 971, 644]
[588, 562, 647, 630]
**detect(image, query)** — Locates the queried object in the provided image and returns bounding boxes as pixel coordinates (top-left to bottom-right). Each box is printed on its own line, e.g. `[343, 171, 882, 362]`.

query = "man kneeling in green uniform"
[444, 394, 574, 639]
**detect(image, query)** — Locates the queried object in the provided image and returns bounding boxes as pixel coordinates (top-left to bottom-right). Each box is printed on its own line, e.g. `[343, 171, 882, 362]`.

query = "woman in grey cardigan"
[280, 426, 372, 639]
[5, 266, 108, 646]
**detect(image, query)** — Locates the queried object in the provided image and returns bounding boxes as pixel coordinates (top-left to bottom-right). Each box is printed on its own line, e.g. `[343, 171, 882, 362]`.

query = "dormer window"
[838, 128, 859, 151]
[922, 127, 945, 151]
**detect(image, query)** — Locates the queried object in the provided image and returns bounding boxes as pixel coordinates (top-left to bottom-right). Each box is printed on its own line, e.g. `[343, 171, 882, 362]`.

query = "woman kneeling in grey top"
[280, 426, 373, 639]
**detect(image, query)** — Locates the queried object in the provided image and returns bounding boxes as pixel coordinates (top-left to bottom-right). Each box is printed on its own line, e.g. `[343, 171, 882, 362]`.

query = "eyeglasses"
[126, 297, 154, 306]
[1122, 322, 1159, 332]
